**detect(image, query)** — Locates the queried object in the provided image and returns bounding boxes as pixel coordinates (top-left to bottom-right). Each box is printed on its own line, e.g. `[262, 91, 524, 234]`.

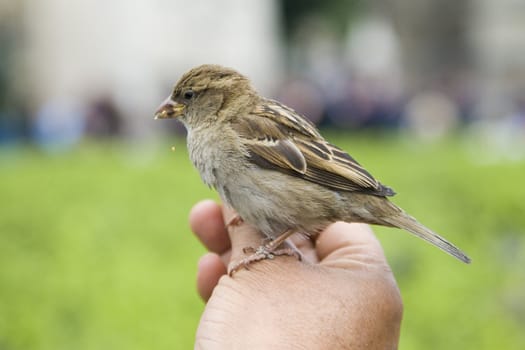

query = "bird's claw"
[225, 215, 244, 229]
[228, 245, 300, 276]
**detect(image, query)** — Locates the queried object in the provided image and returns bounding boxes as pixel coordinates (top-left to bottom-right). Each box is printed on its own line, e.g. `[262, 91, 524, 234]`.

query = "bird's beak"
[154, 96, 185, 119]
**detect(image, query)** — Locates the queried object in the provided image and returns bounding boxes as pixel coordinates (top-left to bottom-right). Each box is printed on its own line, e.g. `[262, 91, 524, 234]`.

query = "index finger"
[189, 200, 231, 255]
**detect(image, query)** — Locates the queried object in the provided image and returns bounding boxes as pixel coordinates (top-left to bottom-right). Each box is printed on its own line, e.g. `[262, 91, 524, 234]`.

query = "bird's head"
[154, 64, 257, 128]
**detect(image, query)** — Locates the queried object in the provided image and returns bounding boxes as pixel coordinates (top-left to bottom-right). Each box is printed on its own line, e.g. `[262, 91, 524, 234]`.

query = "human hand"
[189, 200, 403, 349]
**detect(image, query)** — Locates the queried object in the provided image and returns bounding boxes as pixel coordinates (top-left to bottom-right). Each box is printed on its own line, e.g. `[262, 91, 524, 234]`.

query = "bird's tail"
[381, 210, 471, 264]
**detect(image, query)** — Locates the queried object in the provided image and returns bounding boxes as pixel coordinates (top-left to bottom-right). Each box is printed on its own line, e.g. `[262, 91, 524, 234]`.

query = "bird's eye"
[183, 90, 194, 100]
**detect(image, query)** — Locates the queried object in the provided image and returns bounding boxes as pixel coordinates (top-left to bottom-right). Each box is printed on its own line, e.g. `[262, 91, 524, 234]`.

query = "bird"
[155, 64, 470, 272]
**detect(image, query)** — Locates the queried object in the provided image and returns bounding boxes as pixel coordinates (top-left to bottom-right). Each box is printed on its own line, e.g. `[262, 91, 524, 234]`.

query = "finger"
[221, 205, 263, 264]
[196, 252, 227, 301]
[316, 222, 389, 268]
[189, 200, 231, 254]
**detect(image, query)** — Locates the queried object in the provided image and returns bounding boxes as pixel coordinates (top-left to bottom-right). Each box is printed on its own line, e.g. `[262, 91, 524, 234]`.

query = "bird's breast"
[186, 126, 247, 188]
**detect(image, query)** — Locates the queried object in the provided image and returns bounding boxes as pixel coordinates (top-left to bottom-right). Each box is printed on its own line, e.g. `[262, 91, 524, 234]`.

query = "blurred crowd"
[2, 76, 524, 151]
[0, 95, 123, 149]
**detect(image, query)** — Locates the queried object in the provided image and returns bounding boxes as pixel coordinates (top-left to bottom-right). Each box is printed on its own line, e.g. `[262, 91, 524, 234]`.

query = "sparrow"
[155, 64, 470, 271]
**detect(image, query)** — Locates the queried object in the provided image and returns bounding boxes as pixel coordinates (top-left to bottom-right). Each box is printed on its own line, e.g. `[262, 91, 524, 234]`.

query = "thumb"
[316, 222, 391, 270]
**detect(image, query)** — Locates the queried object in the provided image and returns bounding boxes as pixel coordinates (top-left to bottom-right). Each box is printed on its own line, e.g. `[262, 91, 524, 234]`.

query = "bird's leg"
[279, 238, 304, 262]
[228, 229, 301, 276]
[227, 216, 272, 254]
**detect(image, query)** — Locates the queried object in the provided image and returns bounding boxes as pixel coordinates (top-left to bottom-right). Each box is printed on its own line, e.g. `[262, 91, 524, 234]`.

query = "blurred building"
[469, 0, 525, 121]
[21, 0, 283, 138]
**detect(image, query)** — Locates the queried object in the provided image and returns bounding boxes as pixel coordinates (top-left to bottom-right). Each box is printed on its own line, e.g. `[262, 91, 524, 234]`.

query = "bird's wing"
[231, 100, 395, 196]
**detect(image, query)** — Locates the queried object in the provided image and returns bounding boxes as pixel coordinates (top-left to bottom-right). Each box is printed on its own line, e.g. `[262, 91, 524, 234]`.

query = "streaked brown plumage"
[155, 64, 471, 265]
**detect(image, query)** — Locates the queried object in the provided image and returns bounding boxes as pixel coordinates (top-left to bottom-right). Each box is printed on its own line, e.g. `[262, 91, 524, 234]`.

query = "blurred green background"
[1, 134, 524, 349]
[2, 0, 525, 348]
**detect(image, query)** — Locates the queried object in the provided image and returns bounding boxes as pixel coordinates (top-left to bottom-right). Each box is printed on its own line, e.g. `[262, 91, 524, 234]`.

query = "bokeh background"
[1, 0, 525, 349]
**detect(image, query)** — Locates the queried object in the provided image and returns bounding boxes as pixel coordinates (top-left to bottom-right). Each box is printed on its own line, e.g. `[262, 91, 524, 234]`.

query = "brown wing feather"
[232, 100, 395, 197]
[295, 139, 395, 196]
[252, 100, 321, 138]
[245, 138, 307, 174]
